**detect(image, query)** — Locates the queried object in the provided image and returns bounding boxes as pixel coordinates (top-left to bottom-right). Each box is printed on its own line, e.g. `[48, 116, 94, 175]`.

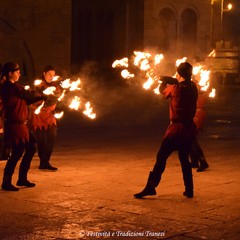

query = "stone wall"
[0, 0, 71, 83]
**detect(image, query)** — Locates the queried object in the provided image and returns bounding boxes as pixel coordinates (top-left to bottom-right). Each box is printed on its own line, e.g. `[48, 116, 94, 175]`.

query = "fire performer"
[0, 62, 46, 191]
[190, 86, 209, 172]
[134, 62, 198, 198]
[29, 65, 61, 171]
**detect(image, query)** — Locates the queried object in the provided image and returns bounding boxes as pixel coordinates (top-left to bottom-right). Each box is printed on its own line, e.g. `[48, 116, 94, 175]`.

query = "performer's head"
[177, 62, 193, 82]
[1, 62, 21, 83]
[43, 65, 55, 83]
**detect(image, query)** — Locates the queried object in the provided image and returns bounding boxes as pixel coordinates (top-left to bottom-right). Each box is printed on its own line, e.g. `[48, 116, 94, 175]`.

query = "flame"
[83, 101, 96, 119]
[153, 82, 161, 95]
[60, 78, 81, 91]
[143, 73, 154, 90]
[52, 75, 60, 81]
[121, 69, 134, 79]
[60, 78, 71, 89]
[112, 58, 129, 68]
[193, 66, 202, 75]
[34, 79, 42, 86]
[133, 51, 151, 70]
[176, 57, 187, 67]
[112, 51, 216, 99]
[34, 101, 44, 114]
[154, 54, 164, 65]
[69, 78, 81, 91]
[208, 49, 216, 57]
[209, 88, 216, 98]
[43, 86, 56, 95]
[54, 111, 64, 119]
[24, 85, 30, 90]
[69, 96, 81, 110]
[198, 70, 211, 91]
[58, 90, 66, 101]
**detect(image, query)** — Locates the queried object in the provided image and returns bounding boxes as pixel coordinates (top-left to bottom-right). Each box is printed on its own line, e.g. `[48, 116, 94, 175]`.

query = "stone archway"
[158, 8, 177, 52]
[180, 8, 197, 58]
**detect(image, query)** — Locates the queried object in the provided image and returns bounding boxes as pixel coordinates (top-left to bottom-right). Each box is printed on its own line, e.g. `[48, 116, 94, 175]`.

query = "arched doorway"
[158, 8, 177, 52]
[180, 8, 197, 58]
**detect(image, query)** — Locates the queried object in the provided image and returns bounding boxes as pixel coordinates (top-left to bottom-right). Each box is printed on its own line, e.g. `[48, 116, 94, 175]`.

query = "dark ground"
[0, 85, 239, 239]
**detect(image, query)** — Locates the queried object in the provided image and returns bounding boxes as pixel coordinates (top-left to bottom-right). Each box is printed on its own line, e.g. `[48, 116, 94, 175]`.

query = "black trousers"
[35, 125, 56, 166]
[152, 131, 194, 191]
[190, 138, 205, 164]
[3, 133, 36, 180]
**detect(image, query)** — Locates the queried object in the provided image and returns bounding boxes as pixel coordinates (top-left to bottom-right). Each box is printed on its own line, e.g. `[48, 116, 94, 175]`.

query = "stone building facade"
[0, 0, 236, 83]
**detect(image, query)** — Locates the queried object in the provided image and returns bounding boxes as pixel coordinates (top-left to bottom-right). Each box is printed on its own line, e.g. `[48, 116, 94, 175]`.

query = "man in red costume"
[0, 62, 46, 191]
[134, 62, 198, 198]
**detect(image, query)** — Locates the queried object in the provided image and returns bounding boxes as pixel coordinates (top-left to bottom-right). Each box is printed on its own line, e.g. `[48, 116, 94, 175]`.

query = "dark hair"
[177, 62, 193, 80]
[43, 65, 55, 73]
[0, 62, 20, 80]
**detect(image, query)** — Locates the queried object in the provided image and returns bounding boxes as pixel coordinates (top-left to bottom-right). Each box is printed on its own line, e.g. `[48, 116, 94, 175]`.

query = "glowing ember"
[54, 111, 64, 119]
[83, 101, 96, 119]
[24, 85, 30, 90]
[69, 96, 81, 110]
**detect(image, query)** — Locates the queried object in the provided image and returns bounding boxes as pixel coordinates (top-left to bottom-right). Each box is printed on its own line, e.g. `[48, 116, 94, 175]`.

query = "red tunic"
[29, 81, 59, 131]
[1, 81, 30, 145]
[161, 81, 198, 145]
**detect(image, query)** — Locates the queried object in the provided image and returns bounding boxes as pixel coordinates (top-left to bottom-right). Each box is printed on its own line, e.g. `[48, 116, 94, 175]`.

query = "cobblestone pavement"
[0, 86, 239, 240]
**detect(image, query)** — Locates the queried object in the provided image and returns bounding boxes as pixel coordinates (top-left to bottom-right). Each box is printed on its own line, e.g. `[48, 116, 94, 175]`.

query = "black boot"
[39, 163, 58, 171]
[182, 165, 194, 198]
[1, 176, 19, 191]
[16, 179, 36, 187]
[17, 162, 36, 187]
[183, 190, 194, 198]
[197, 158, 209, 172]
[190, 161, 199, 168]
[134, 171, 158, 198]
